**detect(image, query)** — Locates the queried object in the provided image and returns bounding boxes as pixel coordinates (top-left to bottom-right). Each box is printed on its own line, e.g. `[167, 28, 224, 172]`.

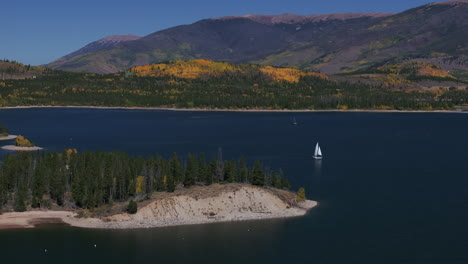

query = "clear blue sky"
[1, 0, 437, 65]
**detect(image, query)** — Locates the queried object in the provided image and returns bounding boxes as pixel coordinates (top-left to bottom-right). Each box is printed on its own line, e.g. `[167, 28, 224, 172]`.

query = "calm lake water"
[0, 108, 467, 264]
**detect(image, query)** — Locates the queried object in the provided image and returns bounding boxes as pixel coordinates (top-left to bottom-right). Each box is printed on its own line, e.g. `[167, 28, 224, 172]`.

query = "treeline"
[0, 124, 8, 136]
[0, 65, 467, 110]
[0, 150, 291, 212]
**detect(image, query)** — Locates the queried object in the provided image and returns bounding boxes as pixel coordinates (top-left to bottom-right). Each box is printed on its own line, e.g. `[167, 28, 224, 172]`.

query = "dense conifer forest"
[0, 150, 291, 212]
[1, 59, 467, 110]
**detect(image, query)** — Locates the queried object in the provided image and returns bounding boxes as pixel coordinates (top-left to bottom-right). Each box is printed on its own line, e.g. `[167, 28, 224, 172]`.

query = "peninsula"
[0, 150, 315, 229]
[0, 184, 317, 229]
[1, 135, 43, 151]
[0, 124, 16, 140]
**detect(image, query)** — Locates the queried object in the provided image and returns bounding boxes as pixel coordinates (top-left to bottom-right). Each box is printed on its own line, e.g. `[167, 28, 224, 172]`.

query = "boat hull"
[313, 156, 322, 160]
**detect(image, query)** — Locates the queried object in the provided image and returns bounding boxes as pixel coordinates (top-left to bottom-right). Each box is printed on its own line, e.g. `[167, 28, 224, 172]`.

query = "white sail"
[313, 142, 323, 159]
[314, 143, 320, 156]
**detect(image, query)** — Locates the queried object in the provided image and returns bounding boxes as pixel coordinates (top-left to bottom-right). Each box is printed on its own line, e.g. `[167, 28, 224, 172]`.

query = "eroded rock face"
[105, 185, 316, 228]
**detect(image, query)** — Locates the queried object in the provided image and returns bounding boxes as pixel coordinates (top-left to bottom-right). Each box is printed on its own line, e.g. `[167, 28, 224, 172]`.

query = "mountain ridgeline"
[45, 1, 468, 76]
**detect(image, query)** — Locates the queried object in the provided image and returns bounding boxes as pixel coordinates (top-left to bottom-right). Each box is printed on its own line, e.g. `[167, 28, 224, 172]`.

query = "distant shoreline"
[0, 135, 17, 141]
[0, 105, 466, 113]
[1, 145, 43, 151]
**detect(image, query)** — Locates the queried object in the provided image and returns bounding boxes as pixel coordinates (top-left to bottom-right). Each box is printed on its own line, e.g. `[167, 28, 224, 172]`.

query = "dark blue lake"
[0, 108, 467, 264]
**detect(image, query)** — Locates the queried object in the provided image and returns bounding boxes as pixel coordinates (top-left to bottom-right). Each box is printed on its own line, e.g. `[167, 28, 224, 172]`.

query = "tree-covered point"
[15, 135, 34, 147]
[0, 124, 9, 137]
[0, 149, 291, 212]
[0, 60, 467, 110]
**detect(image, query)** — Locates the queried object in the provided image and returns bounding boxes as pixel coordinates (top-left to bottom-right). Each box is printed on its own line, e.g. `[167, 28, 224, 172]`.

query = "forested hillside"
[0, 150, 290, 212]
[0, 60, 56, 80]
[1, 59, 467, 110]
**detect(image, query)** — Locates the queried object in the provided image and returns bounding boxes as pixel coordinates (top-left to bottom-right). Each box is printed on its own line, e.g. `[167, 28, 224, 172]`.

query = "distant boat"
[313, 142, 323, 159]
[292, 117, 298, 126]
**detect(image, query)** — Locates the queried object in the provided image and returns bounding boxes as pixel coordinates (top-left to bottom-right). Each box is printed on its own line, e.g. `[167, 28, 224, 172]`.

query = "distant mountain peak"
[212, 12, 393, 25]
[51, 34, 141, 66]
[46, 2, 467, 75]
[432, 0, 468, 5]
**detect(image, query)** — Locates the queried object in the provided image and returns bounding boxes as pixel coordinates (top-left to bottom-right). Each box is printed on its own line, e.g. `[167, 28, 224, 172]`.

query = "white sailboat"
[313, 142, 323, 159]
[292, 117, 298, 126]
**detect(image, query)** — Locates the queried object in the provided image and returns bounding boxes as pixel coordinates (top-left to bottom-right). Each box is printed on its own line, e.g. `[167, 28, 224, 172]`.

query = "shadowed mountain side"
[46, 2, 468, 74]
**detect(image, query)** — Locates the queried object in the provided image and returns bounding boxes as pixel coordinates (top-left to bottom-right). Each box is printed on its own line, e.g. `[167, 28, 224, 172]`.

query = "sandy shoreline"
[0, 185, 318, 230]
[0, 211, 105, 229]
[0, 135, 17, 141]
[2, 145, 44, 151]
[0, 201, 316, 230]
[0, 105, 465, 113]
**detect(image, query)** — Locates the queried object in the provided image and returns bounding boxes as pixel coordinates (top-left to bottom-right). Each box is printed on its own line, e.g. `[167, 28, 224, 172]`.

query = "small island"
[0, 124, 17, 141]
[0, 150, 316, 229]
[1, 135, 43, 151]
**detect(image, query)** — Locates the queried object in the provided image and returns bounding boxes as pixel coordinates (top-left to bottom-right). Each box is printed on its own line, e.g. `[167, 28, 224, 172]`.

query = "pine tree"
[215, 148, 224, 182]
[238, 156, 248, 183]
[206, 156, 216, 185]
[184, 154, 198, 187]
[198, 153, 207, 183]
[127, 200, 138, 214]
[271, 172, 280, 189]
[226, 160, 237, 183]
[251, 160, 265, 186]
[14, 185, 27, 212]
[167, 175, 176, 192]
[170, 153, 184, 182]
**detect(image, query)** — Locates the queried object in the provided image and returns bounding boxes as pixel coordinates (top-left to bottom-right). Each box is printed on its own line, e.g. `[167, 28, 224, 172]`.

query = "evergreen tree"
[167, 175, 176, 192]
[0, 170, 6, 210]
[215, 148, 224, 182]
[225, 160, 237, 183]
[207, 156, 216, 185]
[170, 153, 184, 182]
[251, 160, 265, 186]
[14, 186, 27, 212]
[238, 156, 248, 183]
[198, 153, 207, 183]
[127, 200, 138, 214]
[271, 172, 280, 189]
[184, 154, 198, 187]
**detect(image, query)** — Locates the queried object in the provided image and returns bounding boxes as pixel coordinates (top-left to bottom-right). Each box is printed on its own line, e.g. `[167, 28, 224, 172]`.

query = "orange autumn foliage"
[416, 65, 454, 78]
[65, 148, 78, 159]
[131, 59, 239, 79]
[260, 66, 328, 83]
[376, 62, 455, 79]
[15, 135, 34, 147]
[130, 59, 328, 83]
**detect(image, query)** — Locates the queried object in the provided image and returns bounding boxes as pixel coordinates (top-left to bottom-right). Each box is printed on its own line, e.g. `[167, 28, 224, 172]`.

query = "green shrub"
[127, 200, 138, 214]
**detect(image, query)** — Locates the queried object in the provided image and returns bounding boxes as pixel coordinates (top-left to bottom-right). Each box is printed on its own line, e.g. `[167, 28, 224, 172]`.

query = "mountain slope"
[46, 1, 468, 74]
[0, 60, 55, 79]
